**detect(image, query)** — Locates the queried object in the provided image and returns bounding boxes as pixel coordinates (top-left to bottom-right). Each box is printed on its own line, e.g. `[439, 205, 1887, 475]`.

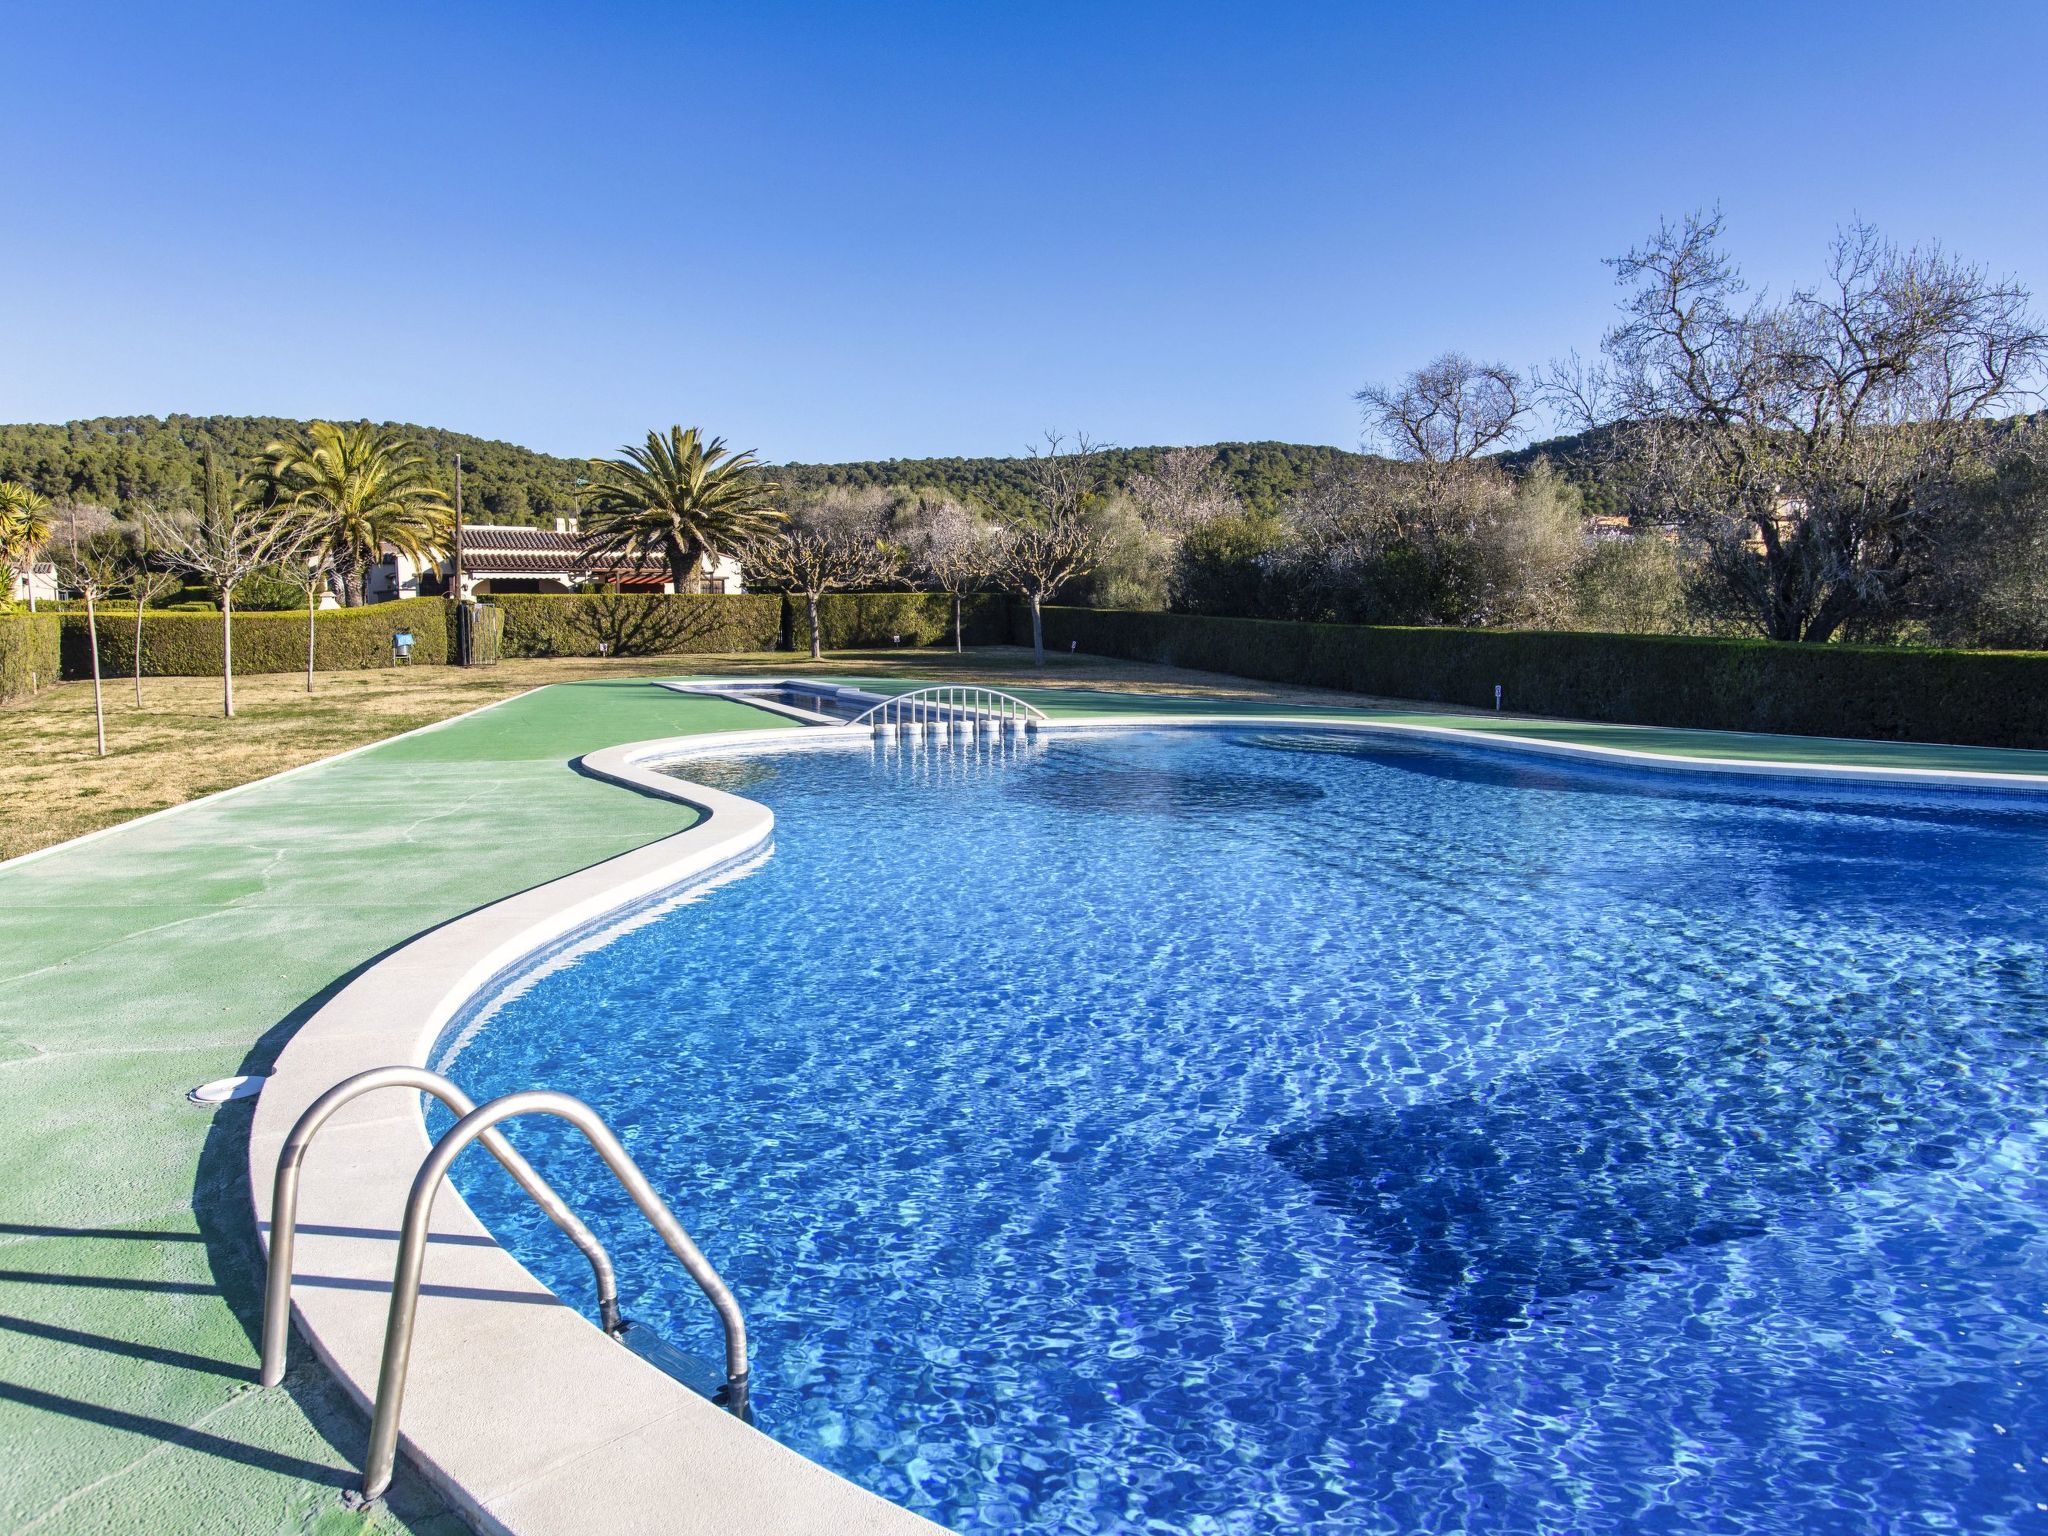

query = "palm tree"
[249, 423, 451, 605]
[0, 481, 53, 611]
[581, 427, 781, 593]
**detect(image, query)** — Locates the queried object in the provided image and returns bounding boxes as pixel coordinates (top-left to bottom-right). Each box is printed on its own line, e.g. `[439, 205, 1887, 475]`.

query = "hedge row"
[492, 591, 1011, 658]
[805, 591, 1009, 651]
[0, 614, 61, 702]
[1018, 606, 2048, 750]
[495, 594, 784, 658]
[59, 597, 450, 677]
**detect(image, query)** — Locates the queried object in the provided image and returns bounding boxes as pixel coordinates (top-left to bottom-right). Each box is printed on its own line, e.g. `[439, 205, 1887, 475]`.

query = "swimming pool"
[432, 727, 2048, 1534]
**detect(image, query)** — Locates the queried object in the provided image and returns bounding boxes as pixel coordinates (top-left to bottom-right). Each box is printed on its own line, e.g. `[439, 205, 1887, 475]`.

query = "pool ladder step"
[260, 1066, 749, 1505]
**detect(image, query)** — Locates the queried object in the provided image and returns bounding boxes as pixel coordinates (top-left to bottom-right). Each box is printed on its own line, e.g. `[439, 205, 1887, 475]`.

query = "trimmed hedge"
[60, 597, 450, 677]
[808, 591, 1009, 650]
[493, 591, 1010, 658]
[495, 593, 784, 658]
[1019, 606, 2048, 750]
[0, 613, 61, 702]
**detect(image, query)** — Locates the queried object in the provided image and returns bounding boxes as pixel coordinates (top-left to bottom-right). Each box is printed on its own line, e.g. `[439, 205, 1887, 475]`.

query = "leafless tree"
[142, 448, 311, 716]
[289, 554, 334, 693]
[903, 496, 1002, 652]
[1001, 433, 1110, 665]
[1549, 211, 2048, 641]
[1357, 353, 1530, 479]
[121, 508, 183, 706]
[746, 489, 901, 659]
[1126, 446, 1240, 533]
[53, 530, 128, 757]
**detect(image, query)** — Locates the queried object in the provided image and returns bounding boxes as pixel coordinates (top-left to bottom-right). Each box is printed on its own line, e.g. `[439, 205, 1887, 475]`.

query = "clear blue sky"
[3, 1, 2043, 463]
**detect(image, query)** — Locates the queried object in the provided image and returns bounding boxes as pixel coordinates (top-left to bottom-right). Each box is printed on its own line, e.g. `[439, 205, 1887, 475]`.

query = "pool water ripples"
[432, 728, 2048, 1534]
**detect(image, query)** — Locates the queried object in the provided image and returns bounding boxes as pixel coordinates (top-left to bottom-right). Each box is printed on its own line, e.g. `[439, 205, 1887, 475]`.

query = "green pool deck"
[4, 675, 2047, 1536]
[740, 672, 2048, 776]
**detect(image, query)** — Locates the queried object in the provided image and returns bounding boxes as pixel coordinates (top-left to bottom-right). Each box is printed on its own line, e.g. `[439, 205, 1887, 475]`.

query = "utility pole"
[451, 451, 465, 601]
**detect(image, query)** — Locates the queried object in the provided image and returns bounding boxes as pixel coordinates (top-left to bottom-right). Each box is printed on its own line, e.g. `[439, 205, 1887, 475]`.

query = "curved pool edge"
[1037, 711, 2048, 791]
[249, 721, 947, 1536]
[252, 704, 2048, 1536]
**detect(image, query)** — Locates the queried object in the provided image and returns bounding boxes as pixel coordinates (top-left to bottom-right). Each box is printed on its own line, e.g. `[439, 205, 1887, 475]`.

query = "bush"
[1019, 606, 2048, 750]
[0, 613, 60, 701]
[494, 593, 783, 657]
[236, 565, 314, 611]
[807, 592, 1008, 650]
[59, 597, 450, 677]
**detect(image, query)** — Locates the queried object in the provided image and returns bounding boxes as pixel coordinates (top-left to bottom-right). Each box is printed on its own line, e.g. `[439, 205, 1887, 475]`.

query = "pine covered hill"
[0, 415, 1371, 526]
[0, 415, 590, 526]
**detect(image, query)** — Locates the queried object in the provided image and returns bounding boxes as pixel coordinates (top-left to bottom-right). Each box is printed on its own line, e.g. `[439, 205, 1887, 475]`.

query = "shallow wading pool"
[430, 728, 2048, 1534]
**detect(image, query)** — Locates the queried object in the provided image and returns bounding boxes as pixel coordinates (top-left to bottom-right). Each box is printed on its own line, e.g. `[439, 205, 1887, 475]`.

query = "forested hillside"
[0, 416, 587, 525]
[778, 441, 1370, 517]
[0, 416, 1371, 525]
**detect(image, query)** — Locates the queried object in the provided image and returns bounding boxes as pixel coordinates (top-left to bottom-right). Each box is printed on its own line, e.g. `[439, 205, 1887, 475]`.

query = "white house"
[8, 561, 58, 606]
[366, 520, 743, 603]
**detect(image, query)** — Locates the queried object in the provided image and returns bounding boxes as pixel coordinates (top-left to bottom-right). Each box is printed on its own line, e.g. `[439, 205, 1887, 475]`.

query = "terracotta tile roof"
[454, 524, 666, 577]
[460, 525, 582, 554]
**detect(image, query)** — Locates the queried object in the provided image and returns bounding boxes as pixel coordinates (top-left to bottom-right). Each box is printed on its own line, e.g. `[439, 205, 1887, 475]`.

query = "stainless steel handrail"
[260, 1066, 622, 1389]
[357, 1089, 748, 1503]
[846, 684, 1048, 736]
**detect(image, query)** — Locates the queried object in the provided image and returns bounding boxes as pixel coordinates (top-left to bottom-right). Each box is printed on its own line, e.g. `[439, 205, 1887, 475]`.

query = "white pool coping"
[252, 697, 2048, 1534]
[251, 722, 944, 1536]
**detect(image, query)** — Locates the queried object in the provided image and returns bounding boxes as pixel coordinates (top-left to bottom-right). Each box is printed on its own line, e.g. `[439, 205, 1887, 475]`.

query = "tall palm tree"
[249, 423, 451, 605]
[0, 480, 53, 611]
[581, 427, 781, 593]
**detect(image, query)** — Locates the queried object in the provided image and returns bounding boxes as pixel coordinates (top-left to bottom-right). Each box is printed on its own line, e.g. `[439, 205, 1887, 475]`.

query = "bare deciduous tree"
[289, 553, 334, 693]
[1357, 353, 1530, 479]
[1550, 211, 2048, 641]
[746, 489, 900, 659]
[143, 448, 311, 717]
[903, 496, 1001, 652]
[53, 529, 128, 757]
[1126, 447, 1240, 533]
[1002, 433, 1109, 665]
[123, 514, 182, 707]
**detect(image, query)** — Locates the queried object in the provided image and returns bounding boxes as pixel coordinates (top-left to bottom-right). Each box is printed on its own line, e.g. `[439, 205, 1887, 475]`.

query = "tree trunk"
[222, 594, 236, 719]
[670, 542, 704, 596]
[952, 591, 963, 653]
[86, 592, 106, 757]
[132, 597, 145, 706]
[1030, 592, 1045, 667]
[341, 565, 365, 608]
[807, 592, 822, 660]
[306, 596, 317, 692]
[1798, 583, 1862, 645]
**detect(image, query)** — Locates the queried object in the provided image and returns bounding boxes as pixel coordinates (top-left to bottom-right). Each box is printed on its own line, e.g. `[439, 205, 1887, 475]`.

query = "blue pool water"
[431, 728, 2048, 1534]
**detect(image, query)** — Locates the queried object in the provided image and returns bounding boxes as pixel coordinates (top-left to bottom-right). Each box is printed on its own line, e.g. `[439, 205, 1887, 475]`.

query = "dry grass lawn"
[0, 647, 1422, 861]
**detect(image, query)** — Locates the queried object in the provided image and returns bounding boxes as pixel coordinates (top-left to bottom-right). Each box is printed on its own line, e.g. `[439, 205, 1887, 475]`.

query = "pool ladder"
[260, 1067, 748, 1505]
[847, 684, 1048, 740]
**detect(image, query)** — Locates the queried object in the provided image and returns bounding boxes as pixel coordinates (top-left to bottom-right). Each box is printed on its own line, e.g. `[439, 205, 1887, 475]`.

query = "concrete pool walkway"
[5, 673, 2048, 1535]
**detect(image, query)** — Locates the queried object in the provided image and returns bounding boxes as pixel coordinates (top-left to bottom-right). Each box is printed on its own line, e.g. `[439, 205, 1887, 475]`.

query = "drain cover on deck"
[188, 1075, 266, 1105]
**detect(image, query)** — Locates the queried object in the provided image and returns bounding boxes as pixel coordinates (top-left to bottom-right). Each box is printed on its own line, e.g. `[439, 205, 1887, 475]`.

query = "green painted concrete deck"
[801, 674, 2048, 776]
[4, 675, 2046, 1535]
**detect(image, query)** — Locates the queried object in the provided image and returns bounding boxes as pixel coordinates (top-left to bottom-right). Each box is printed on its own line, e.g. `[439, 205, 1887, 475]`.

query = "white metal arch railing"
[846, 685, 1048, 737]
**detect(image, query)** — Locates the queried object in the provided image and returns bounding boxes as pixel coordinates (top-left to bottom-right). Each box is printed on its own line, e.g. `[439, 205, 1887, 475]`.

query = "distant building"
[8, 561, 58, 605]
[366, 519, 743, 602]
